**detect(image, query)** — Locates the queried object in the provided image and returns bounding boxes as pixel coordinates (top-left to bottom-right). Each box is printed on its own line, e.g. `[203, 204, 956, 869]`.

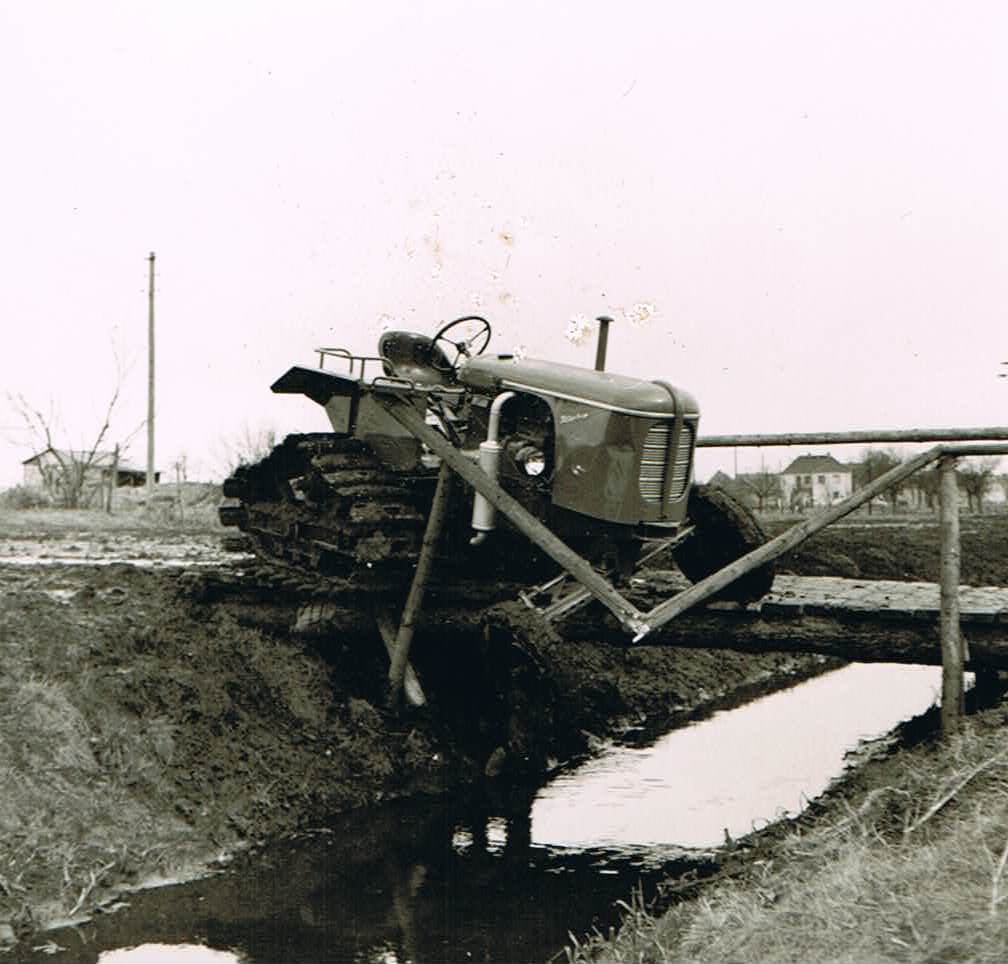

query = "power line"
[146, 252, 156, 492]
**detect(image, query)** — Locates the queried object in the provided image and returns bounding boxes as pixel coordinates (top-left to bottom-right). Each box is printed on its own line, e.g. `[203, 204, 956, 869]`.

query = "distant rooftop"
[22, 447, 149, 474]
[781, 454, 849, 475]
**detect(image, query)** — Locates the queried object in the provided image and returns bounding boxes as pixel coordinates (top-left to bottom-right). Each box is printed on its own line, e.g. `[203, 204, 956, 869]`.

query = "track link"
[220, 434, 441, 580]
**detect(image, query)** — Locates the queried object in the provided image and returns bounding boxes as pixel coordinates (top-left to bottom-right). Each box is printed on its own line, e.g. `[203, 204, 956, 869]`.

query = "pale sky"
[2, 1, 1005, 485]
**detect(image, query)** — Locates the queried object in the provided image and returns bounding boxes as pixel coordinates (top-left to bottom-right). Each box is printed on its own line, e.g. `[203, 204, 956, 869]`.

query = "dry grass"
[0, 674, 194, 929]
[568, 713, 1008, 963]
[0, 587, 243, 929]
[0, 482, 224, 535]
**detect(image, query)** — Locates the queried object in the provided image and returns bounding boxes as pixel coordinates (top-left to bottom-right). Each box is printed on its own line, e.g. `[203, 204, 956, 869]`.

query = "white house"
[780, 454, 853, 510]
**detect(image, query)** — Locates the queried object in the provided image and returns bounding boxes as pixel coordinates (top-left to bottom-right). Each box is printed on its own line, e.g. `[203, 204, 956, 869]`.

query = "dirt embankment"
[0, 516, 833, 944]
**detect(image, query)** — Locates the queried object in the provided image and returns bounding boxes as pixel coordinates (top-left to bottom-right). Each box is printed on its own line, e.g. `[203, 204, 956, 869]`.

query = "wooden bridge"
[376, 404, 1008, 733]
[664, 428, 1008, 734]
[561, 572, 1008, 672]
[544, 427, 1008, 736]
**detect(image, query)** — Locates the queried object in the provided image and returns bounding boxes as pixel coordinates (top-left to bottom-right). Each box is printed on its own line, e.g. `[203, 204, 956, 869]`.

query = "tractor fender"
[271, 366, 360, 407]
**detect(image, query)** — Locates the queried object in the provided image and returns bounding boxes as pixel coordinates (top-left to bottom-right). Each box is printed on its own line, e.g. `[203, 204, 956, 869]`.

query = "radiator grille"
[668, 420, 694, 500]
[638, 420, 695, 504]
[638, 423, 669, 503]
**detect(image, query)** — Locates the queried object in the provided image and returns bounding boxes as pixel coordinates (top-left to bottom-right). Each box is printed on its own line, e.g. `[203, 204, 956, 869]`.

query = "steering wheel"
[430, 315, 492, 373]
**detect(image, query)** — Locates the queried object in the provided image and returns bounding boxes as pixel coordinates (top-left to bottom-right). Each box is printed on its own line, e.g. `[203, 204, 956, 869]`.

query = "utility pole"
[146, 252, 156, 495]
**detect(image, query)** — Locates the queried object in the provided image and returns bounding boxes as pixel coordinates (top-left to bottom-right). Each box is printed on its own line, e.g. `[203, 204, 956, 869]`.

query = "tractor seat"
[379, 331, 453, 386]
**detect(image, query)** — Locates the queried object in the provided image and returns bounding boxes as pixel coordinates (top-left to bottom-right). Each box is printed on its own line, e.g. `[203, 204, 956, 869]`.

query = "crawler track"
[217, 435, 775, 617]
[224, 435, 428, 551]
[217, 433, 546, 606]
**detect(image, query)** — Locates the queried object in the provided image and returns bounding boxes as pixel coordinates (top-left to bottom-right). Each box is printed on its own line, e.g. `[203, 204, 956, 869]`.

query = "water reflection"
[29, 787, 686, 964]
[99, 946, 245, 963]
[532, 663, 949, 850]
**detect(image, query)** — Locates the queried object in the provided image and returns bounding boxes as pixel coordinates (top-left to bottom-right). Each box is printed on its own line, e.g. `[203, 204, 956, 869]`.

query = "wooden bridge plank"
[762, 575, 1008, 623]
[557, 572, 1008, 669]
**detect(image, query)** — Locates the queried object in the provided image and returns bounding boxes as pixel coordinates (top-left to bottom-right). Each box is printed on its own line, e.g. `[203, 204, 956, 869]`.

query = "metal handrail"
[315, 347, 353, 371]
[315, 347, 387, 381]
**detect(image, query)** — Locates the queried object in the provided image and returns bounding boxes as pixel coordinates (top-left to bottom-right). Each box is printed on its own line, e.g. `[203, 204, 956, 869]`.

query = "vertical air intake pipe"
[469, 390, 516, 545]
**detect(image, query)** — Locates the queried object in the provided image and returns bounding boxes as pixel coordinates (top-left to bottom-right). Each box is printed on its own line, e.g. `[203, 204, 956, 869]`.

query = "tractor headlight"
[523, 454, 546, 477]
[516, 446, 547, 477]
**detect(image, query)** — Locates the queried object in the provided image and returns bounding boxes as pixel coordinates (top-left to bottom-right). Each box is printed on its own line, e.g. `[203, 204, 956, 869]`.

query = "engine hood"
[460, 355, 699, 417]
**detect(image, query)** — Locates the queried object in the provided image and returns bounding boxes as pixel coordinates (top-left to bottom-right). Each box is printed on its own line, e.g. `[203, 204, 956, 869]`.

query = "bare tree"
[912, 465, 942, 512]
[855, 448, 904, 515]
[8, 359, 141, 509]
[738, 469, 782, 512]
[958, 457, 1001, 514]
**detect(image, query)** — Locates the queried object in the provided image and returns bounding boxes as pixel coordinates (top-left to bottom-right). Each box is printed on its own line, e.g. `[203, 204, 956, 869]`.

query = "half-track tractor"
[219, 315, 773, 641]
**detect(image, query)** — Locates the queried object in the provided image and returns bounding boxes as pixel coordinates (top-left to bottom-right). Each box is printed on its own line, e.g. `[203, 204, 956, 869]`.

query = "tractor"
[219, 315, 773, 643]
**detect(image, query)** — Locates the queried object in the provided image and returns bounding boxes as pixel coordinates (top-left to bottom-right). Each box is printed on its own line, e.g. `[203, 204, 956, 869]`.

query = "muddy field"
[0, 513, 837, 946]
[772, 511, 1008, 585]
[2, 508, 1006, 952]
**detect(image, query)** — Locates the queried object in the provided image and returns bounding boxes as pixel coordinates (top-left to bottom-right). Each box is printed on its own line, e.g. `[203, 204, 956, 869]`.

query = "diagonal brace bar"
[639, 440, 1008, 639]
[376, 394, 650, 637]
[640, 446, 945, 640]
[641, 440, 1008, 639]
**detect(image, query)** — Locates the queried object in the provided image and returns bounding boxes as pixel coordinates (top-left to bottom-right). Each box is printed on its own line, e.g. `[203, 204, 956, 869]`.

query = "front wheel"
[671, 484, 775, 602]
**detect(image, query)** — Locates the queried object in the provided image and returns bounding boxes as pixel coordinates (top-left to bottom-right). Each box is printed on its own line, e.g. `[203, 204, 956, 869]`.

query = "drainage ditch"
[26, 662, 950, 964]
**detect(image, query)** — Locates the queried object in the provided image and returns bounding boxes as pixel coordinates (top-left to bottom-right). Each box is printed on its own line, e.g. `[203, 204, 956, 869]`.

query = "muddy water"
[28, 663, 948, 964]
[0, 534, 250, 568]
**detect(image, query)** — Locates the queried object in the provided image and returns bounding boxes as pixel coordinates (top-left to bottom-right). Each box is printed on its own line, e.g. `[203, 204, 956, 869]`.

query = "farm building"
[22, 448, 159, 505]
[780, 454, 853, 510]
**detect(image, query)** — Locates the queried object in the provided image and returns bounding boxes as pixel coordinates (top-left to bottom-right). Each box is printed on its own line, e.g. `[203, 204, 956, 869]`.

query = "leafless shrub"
[216, 422, 278, 476]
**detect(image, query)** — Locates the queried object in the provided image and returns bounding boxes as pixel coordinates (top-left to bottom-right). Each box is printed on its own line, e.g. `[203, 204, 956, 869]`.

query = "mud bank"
[0, 546, 831, 944]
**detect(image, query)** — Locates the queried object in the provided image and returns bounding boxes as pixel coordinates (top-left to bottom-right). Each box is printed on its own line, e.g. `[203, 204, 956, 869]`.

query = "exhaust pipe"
[470, 391, 516, 544]
[594, 315, 613, 371]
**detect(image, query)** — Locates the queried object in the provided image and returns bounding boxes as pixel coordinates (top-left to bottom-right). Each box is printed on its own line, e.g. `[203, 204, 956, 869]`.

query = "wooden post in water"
[387, 460, 453, 707]
[939, 456, 964, 733]
[375, 614, 427, 708]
